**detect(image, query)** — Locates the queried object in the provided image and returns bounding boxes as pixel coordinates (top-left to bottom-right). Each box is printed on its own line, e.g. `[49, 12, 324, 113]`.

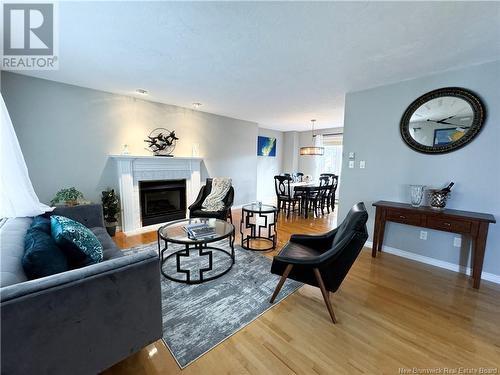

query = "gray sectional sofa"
[0, 204, 163, 375]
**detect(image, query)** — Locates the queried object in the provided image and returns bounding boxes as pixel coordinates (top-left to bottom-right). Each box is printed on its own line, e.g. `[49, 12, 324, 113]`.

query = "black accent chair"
[188, 178, 234, 223]
[270, 202, 368, 323]
[274, 175, 300, 218]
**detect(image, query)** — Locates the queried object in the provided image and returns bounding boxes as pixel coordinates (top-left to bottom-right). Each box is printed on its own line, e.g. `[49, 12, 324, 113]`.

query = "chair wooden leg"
[313, 268, 337, 324]
[270, 264, 293, 303]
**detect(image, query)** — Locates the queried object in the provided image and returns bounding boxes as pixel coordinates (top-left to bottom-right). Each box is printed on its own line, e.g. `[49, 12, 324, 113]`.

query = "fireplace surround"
[111, 155, 202, 234]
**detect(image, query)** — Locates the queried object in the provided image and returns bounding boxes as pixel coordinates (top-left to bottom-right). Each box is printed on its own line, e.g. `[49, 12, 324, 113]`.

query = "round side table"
[240, 203, 277, 251]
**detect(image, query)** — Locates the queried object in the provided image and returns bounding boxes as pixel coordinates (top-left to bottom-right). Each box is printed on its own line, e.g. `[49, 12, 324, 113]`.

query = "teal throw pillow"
[51, 215, 103, 267]
[31, 215, 51, 234]
[23, 227, 69, 279]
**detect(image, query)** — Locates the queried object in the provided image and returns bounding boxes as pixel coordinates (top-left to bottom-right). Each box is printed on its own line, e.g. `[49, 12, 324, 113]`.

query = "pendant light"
[300, 119, 324, 156]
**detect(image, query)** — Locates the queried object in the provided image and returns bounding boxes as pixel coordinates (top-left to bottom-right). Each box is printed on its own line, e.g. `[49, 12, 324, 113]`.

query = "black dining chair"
[320, 174, 339, 213]
[269, 202, 369, 323]
[306, 176, 330, 216]
[274, 175, 300, 218]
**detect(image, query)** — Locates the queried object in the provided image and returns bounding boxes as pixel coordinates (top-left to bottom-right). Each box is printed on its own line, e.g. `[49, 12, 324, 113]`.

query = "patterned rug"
[125, 241, 302, 368]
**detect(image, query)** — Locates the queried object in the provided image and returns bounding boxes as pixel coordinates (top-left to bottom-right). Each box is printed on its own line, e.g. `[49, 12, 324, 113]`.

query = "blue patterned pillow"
[51, 215, 103, 267]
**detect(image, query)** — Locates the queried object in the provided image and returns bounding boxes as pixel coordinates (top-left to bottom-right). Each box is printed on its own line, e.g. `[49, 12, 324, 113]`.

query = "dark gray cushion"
[51, 204, 105, 229]
[90, 227, 124, 260]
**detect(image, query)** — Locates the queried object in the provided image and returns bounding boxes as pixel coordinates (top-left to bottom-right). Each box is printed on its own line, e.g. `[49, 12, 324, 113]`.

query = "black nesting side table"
[240, 203, 277, 251]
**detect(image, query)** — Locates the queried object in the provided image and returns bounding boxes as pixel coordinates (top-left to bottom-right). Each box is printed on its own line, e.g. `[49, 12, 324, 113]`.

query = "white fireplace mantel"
[110, 155, 202, 235]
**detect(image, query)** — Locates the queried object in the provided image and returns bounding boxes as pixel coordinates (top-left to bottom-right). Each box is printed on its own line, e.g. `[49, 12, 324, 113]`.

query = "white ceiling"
[16, 1, 500, 131]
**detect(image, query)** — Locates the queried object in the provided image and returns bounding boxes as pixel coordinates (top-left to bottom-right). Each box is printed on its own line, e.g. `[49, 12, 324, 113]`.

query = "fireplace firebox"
[139, 180, 187, 226]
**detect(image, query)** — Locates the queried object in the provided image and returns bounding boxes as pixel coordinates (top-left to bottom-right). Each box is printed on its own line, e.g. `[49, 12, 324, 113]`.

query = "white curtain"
[0, 94, 52, 218]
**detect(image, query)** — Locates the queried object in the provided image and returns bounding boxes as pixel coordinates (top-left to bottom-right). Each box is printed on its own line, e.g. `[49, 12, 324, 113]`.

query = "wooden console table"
[372, 201, 495, 289]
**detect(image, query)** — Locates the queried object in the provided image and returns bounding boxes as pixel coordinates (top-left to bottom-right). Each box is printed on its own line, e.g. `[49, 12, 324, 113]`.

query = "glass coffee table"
[240, 203, 278, 251]
[157, 218, 235, 284]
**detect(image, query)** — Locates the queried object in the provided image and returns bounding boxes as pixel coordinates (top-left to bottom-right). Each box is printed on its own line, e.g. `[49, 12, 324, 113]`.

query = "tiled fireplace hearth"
[110, 155, 202, 234]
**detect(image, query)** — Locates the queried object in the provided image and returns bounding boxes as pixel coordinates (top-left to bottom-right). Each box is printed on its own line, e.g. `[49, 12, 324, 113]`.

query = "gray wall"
[1, 72, 258, 208]
[256, 128, 283, 202]
[339, 60, 500, 276]
[282, 131, 299, 173]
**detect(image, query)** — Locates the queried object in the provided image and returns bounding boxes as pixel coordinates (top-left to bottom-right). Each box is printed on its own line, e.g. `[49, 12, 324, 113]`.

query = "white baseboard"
[365, 241, 500, 285]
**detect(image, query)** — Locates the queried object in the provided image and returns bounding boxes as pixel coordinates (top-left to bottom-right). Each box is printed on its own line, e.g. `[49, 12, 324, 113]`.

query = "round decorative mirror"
[400, 87, 485, 154]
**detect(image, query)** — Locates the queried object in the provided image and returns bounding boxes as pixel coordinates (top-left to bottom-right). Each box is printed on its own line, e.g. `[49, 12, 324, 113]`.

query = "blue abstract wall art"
[257, 136, 276, 157]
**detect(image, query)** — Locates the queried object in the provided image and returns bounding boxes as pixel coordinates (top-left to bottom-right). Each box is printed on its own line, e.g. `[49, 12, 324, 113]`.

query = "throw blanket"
[202, 177, 232, 212]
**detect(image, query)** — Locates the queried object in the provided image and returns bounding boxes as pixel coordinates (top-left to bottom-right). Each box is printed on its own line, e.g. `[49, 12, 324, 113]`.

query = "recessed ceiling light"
[192, 102, 202, 109]
[135, 89, 148, 95]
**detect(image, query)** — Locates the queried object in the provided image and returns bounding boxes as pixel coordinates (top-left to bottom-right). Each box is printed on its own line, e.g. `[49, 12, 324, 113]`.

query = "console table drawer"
[386, 210, 421, 226]
[426, 217, 471, 234]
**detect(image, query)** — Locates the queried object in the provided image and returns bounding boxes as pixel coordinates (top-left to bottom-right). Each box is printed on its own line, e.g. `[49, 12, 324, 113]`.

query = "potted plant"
[51, 187, 84, 206]
[102, 189, 119, 236]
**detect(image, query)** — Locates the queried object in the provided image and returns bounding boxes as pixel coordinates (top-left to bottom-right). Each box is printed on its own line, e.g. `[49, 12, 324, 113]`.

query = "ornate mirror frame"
[400, 87, 486, 154]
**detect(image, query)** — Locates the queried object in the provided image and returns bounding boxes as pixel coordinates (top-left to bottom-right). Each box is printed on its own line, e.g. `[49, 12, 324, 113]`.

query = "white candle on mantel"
[192, 143, 200, 157]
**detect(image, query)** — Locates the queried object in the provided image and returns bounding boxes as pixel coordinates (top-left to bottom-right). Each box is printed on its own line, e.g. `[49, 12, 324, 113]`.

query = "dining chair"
[274, 175, 300, 218]
[306, 176, 330, 216]
[320, 174, 339, 213]
[269, 202, 369, 323]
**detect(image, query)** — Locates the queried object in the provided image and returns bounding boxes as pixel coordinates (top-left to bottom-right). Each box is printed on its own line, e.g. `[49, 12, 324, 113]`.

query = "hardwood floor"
[103, 209, 500, 375]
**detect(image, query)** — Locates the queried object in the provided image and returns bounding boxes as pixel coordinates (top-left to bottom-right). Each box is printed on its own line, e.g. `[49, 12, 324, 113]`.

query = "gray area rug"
[125, 241, 302, 368]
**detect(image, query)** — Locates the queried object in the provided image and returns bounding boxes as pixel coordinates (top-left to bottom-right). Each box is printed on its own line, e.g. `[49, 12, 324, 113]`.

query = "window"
[317, 133, 343, 176]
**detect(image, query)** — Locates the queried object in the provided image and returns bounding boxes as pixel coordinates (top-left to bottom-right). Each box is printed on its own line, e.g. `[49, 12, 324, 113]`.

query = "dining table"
[290, 181, 320, 218]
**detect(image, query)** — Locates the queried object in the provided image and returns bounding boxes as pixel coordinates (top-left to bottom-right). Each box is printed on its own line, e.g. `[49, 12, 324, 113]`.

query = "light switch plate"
[453, 237, 462, 247]
[420, 231, 428, 240]
[359, 160, 366, 169]
[348, 152, 355, 160]
[348, 160, 355, 169]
